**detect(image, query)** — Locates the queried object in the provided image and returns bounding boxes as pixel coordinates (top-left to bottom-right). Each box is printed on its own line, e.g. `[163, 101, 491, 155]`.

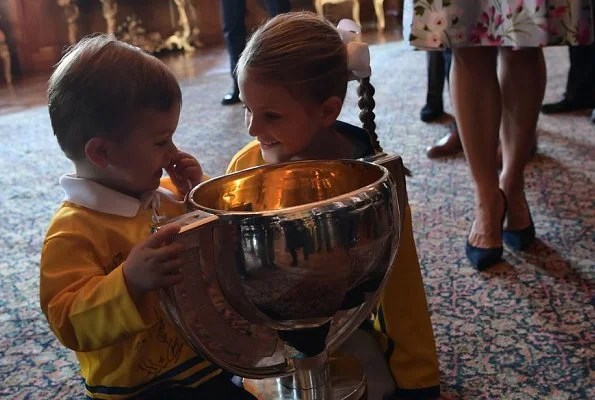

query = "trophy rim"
[188, 159, 391, 217]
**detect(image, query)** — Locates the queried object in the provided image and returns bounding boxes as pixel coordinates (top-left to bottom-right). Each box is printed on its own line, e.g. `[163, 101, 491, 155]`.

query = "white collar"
[59, 174, 180, 218]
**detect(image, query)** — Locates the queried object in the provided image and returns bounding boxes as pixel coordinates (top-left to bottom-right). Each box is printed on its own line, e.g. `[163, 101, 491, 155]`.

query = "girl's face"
[238, 69, 328, 164]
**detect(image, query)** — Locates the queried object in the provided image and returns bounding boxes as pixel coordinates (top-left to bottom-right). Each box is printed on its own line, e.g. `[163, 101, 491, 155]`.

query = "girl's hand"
[165, 151, 204, 195]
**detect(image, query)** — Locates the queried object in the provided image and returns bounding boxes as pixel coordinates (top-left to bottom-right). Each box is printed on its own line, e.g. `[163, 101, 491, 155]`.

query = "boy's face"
[103, 104, 181, 197]
[238, 69, 325, 164]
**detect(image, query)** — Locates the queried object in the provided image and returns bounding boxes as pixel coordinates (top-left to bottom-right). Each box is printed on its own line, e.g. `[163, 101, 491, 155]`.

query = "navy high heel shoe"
[503, 197, 535, 250]
[465, 189, 508, 270]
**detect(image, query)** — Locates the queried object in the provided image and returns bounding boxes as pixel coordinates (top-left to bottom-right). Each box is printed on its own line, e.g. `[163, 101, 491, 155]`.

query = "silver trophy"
[158, 154, 407, 399]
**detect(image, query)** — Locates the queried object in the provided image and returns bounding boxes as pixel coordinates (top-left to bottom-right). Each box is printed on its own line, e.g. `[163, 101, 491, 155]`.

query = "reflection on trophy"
[157, 154, 407, 399]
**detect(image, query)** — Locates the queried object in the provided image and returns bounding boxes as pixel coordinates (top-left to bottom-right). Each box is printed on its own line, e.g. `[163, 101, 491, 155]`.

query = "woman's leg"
[498, 48, 546, 229]
[450, 47, 505, 248]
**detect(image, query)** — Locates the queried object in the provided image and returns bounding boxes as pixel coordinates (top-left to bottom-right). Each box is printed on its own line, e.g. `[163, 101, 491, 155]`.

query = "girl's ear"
[319, 96, 343, 128]
[84, 137, 110, 168]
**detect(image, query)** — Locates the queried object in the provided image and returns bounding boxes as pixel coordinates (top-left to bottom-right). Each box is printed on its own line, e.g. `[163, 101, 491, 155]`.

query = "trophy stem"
[281, 350, 330, 391]
[243, 351, 366, 399]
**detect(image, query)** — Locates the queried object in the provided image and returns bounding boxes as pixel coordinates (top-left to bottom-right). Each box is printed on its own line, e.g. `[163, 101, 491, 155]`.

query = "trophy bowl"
[158, 157, 405, 399]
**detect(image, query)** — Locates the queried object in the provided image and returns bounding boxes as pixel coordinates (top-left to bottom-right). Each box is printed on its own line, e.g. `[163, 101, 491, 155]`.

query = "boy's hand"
[123, 225, 185, 304]
[165, 150, 204, 195]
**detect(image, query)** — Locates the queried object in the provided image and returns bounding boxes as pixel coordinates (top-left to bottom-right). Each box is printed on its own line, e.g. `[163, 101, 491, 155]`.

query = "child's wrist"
[122, 268, 145, 306]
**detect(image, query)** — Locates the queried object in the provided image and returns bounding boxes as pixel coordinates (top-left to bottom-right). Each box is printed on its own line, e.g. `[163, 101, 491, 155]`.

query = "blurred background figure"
[220, 0, 291, 105]
[420, 49, 451, 122]
[421, 48, 463, 159]
[541, 36, 595, 115]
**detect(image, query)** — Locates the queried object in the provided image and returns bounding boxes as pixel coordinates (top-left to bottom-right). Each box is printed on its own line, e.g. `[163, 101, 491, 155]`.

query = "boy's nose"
[168, 142, 179, 155]
[166, 142, 178, 164]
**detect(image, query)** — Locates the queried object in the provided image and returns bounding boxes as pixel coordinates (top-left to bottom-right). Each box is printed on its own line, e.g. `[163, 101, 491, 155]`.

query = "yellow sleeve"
[372, 204, 440, 395]
[226, 140, 264, 174]
[160, 176, 183, 197]
[40, 225, 157, 352]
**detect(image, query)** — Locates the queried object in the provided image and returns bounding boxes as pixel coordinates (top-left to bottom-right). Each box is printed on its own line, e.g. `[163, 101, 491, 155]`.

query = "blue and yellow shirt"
[40, 175, 220, 399]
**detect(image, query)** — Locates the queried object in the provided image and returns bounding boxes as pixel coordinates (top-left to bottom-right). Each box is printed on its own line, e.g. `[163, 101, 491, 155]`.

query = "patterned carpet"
[0, 41, 593, 399]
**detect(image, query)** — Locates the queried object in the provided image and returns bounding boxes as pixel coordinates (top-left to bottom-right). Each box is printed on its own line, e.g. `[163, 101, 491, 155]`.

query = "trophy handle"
[156, 212, 292, 378]
[362, 152, 407, 236]
[327, 153, 407, 353]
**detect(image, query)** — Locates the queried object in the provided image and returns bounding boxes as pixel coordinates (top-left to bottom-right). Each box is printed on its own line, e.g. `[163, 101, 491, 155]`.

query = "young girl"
[226, 12, 440, 399]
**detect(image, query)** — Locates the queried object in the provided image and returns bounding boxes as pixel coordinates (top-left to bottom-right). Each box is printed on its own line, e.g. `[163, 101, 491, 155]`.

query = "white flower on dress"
[425, 32, 443, 48]
[427, 10, 449, 32]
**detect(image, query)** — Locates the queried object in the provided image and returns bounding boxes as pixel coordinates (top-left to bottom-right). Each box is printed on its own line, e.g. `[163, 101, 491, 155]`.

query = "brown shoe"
[426, 126, 462, 159]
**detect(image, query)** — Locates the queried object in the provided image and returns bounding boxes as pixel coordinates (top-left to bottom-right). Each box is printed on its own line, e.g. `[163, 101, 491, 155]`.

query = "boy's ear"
[84, 137, 110, 168]
[320, 96, 343, 128]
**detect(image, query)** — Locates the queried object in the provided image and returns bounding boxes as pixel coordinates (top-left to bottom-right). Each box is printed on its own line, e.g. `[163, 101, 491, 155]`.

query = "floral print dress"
[404, 0, 594, 49]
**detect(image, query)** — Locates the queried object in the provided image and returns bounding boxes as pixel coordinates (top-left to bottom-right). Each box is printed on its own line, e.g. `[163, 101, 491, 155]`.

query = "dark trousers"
[565, 2, 595, 102]
[566, 43, 595, 102]
[425, 49, 452, 107]
[221, 0, 291, 92]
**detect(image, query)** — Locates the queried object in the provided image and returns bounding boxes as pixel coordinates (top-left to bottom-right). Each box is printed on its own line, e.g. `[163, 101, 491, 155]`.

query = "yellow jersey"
[40, 175, 220, 399]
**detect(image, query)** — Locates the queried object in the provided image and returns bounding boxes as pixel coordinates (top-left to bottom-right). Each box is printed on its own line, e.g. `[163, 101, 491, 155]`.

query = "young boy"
[40, 35, 254, 399]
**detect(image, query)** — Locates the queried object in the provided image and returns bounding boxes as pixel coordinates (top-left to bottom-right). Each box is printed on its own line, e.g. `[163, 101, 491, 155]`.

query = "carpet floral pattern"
[0, 42, 593, 399]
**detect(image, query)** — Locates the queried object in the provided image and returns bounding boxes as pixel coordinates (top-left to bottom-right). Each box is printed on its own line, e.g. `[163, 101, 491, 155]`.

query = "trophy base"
[243, 354, 366, 400]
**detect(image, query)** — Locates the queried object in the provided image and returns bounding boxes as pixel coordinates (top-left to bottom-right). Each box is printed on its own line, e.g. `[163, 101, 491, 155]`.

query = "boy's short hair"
[48, 34, 182, 161]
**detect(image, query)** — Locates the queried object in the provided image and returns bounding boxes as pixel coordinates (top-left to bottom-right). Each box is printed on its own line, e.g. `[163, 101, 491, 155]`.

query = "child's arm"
[165, 150, 206, 195]
[40, 225, 183, 352]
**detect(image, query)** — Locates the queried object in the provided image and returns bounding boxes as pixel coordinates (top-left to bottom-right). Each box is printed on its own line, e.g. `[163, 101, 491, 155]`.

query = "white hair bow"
[337, 19, 371, 80]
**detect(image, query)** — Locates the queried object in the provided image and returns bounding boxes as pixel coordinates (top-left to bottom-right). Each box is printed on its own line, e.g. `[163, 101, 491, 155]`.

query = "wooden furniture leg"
[165, 0, 195, 52]
[315, 1, 361, 28]
[0, 28, 11, 84]
[315, 0, 323, 16]
[351, 0, 360, 28]
[57, 0, 80, 45]
[374, 0, 385, 31]
[100, 0, 119, 35]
